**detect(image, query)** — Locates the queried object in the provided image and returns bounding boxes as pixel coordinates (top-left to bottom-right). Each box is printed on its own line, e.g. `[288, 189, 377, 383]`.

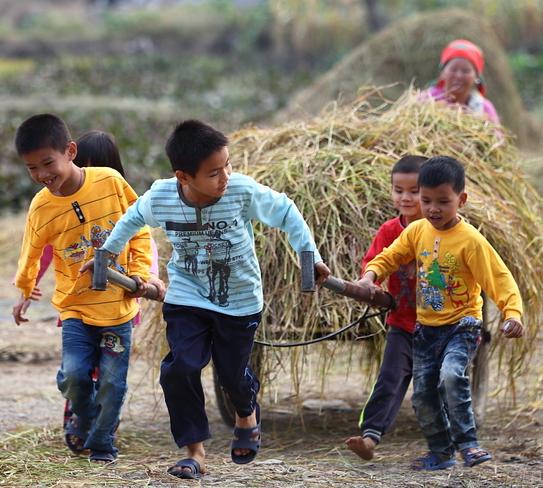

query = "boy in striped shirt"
[14, 114, 153, 463]
[97, 119, 330, 479]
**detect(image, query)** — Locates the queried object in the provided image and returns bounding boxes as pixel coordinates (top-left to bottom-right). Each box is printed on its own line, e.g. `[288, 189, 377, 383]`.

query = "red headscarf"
[438, 39, 486, 95]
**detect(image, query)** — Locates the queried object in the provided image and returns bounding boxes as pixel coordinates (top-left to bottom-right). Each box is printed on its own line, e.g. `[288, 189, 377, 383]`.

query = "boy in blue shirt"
[93, 120, 330, 478]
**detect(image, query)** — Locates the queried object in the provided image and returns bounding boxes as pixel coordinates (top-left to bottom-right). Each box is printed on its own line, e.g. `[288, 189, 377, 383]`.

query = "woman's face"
[440, 57, 477, 103]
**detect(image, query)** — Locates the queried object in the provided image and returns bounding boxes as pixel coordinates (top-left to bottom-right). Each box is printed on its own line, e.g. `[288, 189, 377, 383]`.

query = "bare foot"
[233, 410, 259, 458]
[345, 436, 377, 460]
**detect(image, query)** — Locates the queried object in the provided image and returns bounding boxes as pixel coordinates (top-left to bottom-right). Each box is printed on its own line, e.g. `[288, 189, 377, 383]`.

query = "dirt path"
[1, 315, 542, 487]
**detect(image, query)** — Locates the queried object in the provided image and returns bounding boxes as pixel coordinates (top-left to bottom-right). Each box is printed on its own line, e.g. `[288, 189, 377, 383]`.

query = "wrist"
[363, 270, 377, 282]
[99, 247, 118, 259]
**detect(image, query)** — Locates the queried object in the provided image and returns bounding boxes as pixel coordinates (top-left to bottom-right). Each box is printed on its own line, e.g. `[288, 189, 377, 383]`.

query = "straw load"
[275, 9, 540, 147]
[139, 89, 542, 391]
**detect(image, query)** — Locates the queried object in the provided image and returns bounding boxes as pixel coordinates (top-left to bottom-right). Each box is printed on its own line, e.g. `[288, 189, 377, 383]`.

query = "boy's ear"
[175, 169, 191, 185]
[66, 141, 77, 161]
[458, 191, 468, 208]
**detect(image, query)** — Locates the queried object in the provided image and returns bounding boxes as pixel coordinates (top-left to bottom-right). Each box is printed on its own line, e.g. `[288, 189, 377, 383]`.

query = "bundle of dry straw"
[137, 88, 542, 393]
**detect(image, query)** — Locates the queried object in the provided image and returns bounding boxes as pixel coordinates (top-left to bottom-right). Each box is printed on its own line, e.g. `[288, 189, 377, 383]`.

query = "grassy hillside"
[1, 2, 541, 210]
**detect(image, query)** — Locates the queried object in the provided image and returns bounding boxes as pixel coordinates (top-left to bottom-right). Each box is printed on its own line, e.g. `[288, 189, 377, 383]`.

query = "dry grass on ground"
[0, 352, 542, 487]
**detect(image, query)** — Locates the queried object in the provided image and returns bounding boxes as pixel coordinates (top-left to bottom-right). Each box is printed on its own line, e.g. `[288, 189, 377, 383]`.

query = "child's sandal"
[411, 452, 456, 471]
[89, 450, 117, 464]
[231, 403, 261, 465]
[461, 447, 492, 467]
[64, 418, 88, 453]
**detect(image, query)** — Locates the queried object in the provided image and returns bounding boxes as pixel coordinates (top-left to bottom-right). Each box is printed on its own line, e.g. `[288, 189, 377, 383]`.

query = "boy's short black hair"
[74, 130, 125, 177]
[419, 156, 465, 193]
[392, 155, 428, 177]
[15, 113, 71, 156]
[165, 119, 228, 175]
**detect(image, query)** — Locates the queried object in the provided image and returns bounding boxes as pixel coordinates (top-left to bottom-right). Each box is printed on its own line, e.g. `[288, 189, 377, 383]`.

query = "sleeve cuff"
[504, 311, 522, 321]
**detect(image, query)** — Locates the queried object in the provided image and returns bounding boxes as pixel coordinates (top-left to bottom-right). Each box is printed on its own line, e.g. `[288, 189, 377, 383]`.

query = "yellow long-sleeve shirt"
[15, 167, 152, 326]
[366, 217, 522, 326]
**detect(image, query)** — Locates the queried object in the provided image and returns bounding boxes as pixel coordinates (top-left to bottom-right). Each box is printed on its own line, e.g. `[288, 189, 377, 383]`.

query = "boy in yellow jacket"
[13, 114, 153, 463]
[359, 156, 523, 471]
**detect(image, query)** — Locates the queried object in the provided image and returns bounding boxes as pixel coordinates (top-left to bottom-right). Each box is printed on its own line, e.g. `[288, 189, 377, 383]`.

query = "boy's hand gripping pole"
[92, 248, 161, 301]
[301, 251, 395, 309]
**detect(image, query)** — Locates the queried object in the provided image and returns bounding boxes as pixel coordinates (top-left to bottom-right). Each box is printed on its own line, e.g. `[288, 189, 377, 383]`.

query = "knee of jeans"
[411, 388, 426, 409]
[412, 397, 439, 428]
[58, 366, 93, 390]
[440, 363, 467, 391]
[98, 374, 128, 398]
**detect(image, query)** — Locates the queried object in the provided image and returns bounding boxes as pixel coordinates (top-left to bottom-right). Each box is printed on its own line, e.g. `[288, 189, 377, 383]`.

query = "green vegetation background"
[0, 0, 541, 209]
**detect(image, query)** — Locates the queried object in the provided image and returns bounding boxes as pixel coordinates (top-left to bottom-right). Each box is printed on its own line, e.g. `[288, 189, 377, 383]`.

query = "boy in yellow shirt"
[13, 114, 153, 463]
[359, 156, 523, 470]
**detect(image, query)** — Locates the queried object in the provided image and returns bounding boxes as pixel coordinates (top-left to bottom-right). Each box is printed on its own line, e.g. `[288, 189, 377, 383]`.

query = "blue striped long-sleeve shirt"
[102, 172, 322, 316]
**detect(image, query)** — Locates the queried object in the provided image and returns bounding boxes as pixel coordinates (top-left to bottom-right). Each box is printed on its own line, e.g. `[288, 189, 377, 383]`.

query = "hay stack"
[139, 89, 542, 392]
[276, 9, 529, 145]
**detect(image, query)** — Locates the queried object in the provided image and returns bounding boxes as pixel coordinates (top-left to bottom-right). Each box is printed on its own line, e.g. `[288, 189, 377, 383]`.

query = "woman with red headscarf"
[425, 39, 500, 124]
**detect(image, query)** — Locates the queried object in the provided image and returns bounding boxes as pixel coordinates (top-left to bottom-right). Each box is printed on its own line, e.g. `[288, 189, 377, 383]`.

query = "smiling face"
[420, 183, 467, 231]
[176, 145, 232, 206]
[23, 142, 81, 196]
[391, 172, 422, 225]
[440, 57, 478, 104]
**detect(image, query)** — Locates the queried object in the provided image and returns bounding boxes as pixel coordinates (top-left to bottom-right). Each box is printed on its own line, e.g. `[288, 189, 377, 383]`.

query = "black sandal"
[231, 403, 261, 465]
[167, 458, 202, 479]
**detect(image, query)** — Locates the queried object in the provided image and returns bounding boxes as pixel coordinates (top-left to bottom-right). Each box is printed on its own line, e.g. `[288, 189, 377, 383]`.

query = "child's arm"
[246, 181, 329, 280]
[13, 214, 47, 324]
[466, 239, 523, 338]
[80, 190, 159, 290]
[126, 227, 152, 281]
[145, 237, 166, 300]
[36, 244, 53, 284]
[102, 190, 158, 257]
[11, 244, 51, 324]
[123, 226, 154, 298]
[362, 231, 415, 284]
[360, 223, 393, 280]
[149, 237, 160, 276]
[101, 190, 159, 297]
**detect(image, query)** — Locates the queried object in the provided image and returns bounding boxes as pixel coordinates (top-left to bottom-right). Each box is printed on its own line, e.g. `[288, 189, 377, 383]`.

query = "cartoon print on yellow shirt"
[417, 238, 470, 312]
[62, 221, 115, 264]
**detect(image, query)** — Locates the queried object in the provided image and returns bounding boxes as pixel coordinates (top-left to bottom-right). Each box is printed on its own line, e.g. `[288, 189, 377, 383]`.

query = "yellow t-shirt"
[15, 167, 152, 326]
[366, 217, 522, 326]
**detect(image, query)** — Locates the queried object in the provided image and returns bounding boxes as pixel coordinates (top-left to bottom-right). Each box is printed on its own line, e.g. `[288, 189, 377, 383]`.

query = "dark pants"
[412, 316, 482, 457]
[160, 303, 261, 447]
[359, 326, 413, 443]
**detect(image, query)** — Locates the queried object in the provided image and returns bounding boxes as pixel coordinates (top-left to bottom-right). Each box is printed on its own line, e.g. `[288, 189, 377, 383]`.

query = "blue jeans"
[412, 316, 482, 457]
[57, 318, 132, 453]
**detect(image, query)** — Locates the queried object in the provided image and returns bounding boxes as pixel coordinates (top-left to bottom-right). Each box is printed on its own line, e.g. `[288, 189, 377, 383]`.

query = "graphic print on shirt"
[179, 238, 200, 275]
[62, 220, 116, 264]
[417, 237, 469, 311]
[167, 214, 237, 308]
